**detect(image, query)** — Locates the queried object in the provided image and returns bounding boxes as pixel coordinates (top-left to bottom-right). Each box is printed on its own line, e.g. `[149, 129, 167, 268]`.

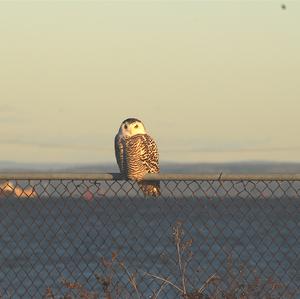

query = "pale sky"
[0, 1, 299, 164]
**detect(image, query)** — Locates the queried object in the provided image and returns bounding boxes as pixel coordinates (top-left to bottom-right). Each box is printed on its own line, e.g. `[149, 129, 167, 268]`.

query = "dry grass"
[38, 221, 297, 299]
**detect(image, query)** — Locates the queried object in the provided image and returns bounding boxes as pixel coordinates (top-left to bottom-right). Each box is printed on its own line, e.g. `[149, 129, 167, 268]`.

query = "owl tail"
[138, 181, 160, 197]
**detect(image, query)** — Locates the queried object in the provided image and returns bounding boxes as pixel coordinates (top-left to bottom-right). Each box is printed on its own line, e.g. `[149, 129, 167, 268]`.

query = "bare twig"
[144, 272, 183, 293]
[173, 221, 193, 296]
[197, 273, 220, 294]
[43, 288, 55, 299]
[119, 261, 141, 299]
[151, 280, 168, 299]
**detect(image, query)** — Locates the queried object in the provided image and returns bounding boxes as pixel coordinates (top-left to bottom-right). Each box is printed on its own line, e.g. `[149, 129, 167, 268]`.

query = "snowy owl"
[115, 118, 160, 196]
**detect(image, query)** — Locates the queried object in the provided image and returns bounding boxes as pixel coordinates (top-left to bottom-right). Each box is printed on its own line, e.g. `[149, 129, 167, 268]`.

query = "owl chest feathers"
[118, 134, 159, 181]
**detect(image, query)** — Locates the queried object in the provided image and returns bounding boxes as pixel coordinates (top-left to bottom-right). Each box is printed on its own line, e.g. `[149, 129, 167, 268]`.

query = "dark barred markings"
[114, 134, 125, 174]
[115, 133, 160, 196]
[122, 118, 141, 125]
[138, 180, 161, 197]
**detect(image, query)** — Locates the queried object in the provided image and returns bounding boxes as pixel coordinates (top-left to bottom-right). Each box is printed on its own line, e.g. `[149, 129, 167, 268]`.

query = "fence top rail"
[1, 172, 300, 181]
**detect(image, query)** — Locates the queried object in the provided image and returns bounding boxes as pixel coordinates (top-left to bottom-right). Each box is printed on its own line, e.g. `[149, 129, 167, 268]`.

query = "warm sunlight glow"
[0, 2, 299, 164]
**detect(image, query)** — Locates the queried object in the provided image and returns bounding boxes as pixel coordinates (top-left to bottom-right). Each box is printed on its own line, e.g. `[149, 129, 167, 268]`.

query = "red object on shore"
[83, 190, 94, 201]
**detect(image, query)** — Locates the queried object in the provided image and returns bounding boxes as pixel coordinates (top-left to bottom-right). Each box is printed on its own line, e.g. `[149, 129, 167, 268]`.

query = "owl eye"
[134, 124, 139, 129]
[124, 124, 128, 129]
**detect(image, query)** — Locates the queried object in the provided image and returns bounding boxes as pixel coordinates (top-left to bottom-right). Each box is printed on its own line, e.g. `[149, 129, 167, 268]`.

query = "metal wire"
[0, 172, 299, 298]
[1, 172, 300, 180]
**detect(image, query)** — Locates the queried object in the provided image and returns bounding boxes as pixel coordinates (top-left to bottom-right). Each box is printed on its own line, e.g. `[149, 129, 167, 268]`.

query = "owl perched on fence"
[115, 118, 160, 196]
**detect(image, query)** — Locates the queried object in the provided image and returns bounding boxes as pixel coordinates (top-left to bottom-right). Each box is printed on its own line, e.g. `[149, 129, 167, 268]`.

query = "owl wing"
[140, 134, 160, 174]
[114, 134, 124, 174]
[138, 134, 160, 196]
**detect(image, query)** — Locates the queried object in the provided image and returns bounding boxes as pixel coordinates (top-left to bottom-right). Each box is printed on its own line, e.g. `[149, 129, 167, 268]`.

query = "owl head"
[118, 118, 146, 138]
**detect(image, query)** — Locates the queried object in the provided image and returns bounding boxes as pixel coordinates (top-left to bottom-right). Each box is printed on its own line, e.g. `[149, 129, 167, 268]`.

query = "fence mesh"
[0, 175, 300, 298]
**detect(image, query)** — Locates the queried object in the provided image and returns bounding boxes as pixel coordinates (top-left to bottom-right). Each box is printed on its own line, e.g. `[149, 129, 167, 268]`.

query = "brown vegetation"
[39, 222, 296, 299]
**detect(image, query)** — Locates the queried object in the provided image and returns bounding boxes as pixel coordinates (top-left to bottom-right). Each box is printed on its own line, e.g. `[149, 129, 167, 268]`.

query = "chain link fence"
[0, 172, 300, 298]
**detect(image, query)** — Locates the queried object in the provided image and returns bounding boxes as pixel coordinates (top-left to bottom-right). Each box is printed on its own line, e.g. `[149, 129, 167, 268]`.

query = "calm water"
[0, 193, 300, 298]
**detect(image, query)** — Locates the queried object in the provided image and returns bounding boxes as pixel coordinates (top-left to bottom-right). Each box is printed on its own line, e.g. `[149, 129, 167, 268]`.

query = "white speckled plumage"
[115, 118, 160, 196]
